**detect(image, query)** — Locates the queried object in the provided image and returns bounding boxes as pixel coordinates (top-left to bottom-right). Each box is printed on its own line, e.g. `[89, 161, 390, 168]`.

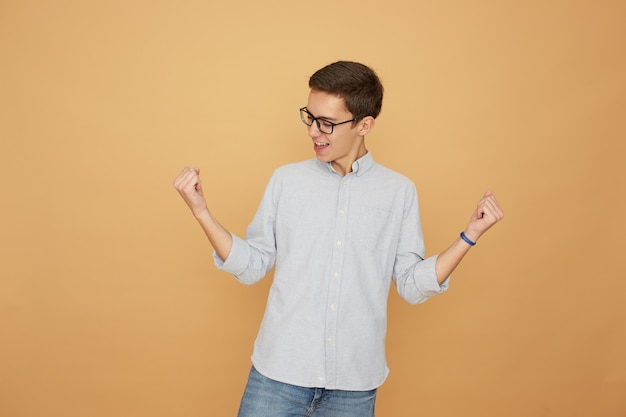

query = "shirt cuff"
[420, 254, 450, 295]
[213, 233, 250, 275]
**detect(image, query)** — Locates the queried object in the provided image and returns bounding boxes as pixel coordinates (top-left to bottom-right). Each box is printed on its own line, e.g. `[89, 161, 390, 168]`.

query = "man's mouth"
[314, 141, 330, 153]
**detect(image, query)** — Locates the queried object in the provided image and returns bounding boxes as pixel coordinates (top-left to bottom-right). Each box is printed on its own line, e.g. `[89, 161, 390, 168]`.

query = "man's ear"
[358, 116, 376, 136]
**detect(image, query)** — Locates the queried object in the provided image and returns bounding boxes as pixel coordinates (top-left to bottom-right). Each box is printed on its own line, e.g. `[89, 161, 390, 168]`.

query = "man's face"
[304, 90, 366, 174]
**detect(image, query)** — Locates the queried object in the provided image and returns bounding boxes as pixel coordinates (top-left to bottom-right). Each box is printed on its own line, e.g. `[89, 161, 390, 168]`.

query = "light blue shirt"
[215, 152, 449, 391]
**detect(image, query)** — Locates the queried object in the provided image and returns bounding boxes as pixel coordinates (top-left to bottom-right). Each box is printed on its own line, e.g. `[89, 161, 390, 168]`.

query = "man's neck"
[331, 147, 368, 177]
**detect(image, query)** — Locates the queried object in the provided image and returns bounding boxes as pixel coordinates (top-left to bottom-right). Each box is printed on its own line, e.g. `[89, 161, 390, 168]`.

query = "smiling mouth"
[313, 141, 330, 154]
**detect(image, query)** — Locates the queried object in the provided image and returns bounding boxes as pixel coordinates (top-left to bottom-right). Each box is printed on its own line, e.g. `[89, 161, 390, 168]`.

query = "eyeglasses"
[299, 107, 361, 134]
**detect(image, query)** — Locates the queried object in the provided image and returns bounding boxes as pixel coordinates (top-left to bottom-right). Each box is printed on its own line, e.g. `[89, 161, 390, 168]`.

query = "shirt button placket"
[325, 175, 351, 387]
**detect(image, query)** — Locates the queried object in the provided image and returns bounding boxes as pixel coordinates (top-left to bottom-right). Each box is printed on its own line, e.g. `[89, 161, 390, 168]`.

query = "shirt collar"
[317, 151, 375, 177]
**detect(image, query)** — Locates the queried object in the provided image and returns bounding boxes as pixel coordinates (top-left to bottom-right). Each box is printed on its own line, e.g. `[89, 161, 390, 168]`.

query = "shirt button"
[339, 209, 345, 215]
[341, 181, 347, 187]
[330, 304, 336, 310]
[333, 272, 339, 278]
[327, 337, 333, 343]
[336, 240, 342, 247]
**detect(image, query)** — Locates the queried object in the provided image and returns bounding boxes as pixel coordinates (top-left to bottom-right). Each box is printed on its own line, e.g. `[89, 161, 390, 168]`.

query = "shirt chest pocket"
[352, 206, 396, 250]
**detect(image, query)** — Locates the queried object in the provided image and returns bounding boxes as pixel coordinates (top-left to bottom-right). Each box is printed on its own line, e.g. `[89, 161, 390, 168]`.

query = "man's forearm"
[434, 235, 474, 284]
[194, 209, 233, 261]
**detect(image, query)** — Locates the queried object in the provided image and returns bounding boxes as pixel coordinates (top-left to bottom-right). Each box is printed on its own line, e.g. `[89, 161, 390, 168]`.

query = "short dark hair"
[308, 61, 384, 120]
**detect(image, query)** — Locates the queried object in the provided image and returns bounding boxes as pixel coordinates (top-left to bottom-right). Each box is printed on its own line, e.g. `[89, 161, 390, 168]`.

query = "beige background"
[1, 1, 624, 416]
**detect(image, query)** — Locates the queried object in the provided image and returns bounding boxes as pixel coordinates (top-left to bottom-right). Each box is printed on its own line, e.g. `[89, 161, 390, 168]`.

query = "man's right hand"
[174, 167, 209, 218]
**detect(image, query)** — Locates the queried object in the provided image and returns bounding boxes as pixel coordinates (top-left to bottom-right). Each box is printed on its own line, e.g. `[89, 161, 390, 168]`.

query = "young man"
[174, 61, 504, 417]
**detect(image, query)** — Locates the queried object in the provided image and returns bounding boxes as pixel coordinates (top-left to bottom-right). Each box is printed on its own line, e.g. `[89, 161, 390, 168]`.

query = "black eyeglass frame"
[299, 107, 363, 134]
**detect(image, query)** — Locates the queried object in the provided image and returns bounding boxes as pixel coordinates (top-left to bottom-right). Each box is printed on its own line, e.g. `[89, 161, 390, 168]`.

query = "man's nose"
[308, 120, 322, 136]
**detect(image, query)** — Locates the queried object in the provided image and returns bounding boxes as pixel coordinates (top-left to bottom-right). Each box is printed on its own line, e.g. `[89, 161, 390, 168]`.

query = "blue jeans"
[237, 366, 377, 417]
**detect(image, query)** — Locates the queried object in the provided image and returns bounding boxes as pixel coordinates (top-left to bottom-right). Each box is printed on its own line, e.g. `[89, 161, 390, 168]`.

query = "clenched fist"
[174, 167, 209, 217]
[463, 191, 504, 243]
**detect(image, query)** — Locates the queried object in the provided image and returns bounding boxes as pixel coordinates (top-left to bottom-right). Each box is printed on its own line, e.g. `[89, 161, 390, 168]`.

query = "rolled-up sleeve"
[213, 174, 279, 285]
[392, 186, 450, 304]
